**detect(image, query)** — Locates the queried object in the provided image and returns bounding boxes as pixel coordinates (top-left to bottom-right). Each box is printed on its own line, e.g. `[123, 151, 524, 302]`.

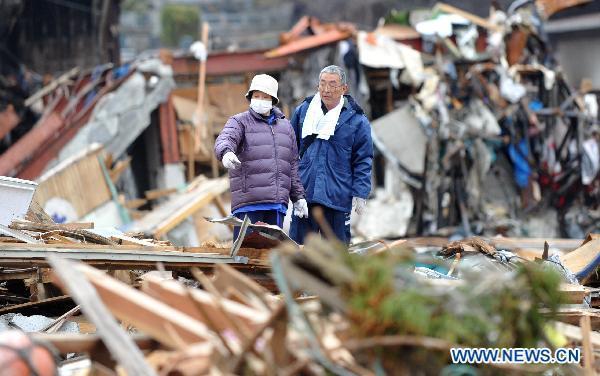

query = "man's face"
[318, 73, 347, 109]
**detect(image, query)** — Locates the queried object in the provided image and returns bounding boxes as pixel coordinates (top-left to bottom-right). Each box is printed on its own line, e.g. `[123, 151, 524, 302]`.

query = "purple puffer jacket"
[214, 107, 305, 212]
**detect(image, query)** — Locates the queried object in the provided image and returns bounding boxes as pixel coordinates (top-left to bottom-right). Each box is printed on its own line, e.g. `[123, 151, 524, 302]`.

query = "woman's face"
[251, 91, 272, 102]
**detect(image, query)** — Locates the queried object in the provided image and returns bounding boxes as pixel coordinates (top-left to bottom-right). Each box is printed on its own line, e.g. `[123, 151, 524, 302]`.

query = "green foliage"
[160, 4, 200, 47]
[341, 250, 565, 350]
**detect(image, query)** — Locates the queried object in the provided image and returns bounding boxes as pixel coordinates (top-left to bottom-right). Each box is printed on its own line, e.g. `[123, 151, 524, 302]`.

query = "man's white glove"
[352, 197, 367, 215]
[293, 199, 309, 218]
[222, 151, 241, 170]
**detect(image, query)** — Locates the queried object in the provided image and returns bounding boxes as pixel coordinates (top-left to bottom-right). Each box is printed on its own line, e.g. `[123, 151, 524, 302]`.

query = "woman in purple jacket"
[214, 74, 308, 237]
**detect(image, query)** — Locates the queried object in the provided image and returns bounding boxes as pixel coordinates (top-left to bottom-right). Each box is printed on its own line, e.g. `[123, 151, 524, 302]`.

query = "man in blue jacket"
[289, 65, 373, 244]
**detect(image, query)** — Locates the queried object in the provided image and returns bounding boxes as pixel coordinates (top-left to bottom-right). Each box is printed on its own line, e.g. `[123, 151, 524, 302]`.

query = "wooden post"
[187, 125, 195, 182]
[191, 23, 212, 182]
[581, 315, 594, 376]
[196, 23, 209, 137]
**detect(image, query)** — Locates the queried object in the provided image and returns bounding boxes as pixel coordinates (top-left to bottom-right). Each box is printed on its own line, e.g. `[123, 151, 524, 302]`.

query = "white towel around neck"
[301, 93, 344, 140]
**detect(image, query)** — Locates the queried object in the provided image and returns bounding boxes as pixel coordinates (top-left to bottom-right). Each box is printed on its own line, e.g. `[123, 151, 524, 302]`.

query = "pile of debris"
[362, 1, 600, 239]
[0, 56, 231, 246]
[0, 184, 280, 317]
[2, 232, 592, 375]
[0, 175, 599, 374]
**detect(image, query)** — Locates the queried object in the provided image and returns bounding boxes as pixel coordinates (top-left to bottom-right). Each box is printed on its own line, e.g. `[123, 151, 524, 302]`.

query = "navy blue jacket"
[291, 95, 373, 212]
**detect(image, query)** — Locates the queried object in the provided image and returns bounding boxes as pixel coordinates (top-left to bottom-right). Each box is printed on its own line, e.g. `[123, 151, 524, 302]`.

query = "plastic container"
[0, 176, 38, 226]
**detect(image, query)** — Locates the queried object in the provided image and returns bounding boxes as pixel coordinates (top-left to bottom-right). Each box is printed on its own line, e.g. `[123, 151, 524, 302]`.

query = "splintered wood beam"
[9, 221, 116, 245]
[60, 222, 95, 230]
[212, 264, 274, 311]
[50, 258, 221, 351]
[0, 295, 72, 315]
[141, 274, 268, 334]
[31, 332, 158, 354]
[48, 256, 157, 376]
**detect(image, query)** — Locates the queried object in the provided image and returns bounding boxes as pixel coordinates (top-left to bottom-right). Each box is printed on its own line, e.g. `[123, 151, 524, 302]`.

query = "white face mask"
[250, 98, 272, 115]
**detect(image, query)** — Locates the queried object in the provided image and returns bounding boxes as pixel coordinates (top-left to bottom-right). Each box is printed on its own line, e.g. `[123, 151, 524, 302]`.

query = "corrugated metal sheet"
[264, 29, 353, 58]
[171, 50, 289, 78]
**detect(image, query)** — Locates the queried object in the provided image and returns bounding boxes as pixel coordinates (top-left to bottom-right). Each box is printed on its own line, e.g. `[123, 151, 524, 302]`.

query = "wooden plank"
[41, 233, 80, 244]
[560, 283, 592, 304]
[30, 332, 157, 355]
[581, 315, 594, 376]
[41, 305, 81, 333]
[60, 222, 95, 230]
[24, 67, 79, 107]
[0, 295, 72, 314]
[212, 264, 273, 311]
[34, 144, 111, 218]
[0, 241, 255, 253]
[485, 237, 582, 252]
[0, 236, 23, 243]
[9, 221, 117, 245]
[555, 308, 600, 330]
[48, 256, 157, 376]
[190, 268, 254, 342]
[130, 177, 229, 238]
[230, 303, 286, 373]
[582, 234, 600, 246]
[51, 259, 220, 350]
[536, 0, 592, 18]
[436, 3, 502, 32]
[141, 274, 268, 334]
[0, 244, 245, 266]
[110, 234, 157, 247]
[560, 239, 600, 280]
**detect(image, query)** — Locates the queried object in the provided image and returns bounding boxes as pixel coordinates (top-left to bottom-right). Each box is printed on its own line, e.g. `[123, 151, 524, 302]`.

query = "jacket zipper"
[270, 123, 280, 200]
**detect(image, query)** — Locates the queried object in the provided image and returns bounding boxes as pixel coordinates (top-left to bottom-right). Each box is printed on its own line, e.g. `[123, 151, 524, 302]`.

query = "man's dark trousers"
[290, 204, 351, 245]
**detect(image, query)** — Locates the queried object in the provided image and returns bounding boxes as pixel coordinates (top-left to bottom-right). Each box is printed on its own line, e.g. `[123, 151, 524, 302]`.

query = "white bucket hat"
[245, 74, 279, 105]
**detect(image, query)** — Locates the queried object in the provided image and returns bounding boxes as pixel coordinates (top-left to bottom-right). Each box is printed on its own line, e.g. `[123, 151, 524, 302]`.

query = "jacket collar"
[303, 94, 365, 116]
[249, 106, 285, 121]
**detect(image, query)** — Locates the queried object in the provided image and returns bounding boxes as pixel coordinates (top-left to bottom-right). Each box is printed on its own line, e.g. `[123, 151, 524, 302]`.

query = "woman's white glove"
[293, 199, 309, 218]
[352, 197, 367, 215]
[222, 151, 241, 170]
